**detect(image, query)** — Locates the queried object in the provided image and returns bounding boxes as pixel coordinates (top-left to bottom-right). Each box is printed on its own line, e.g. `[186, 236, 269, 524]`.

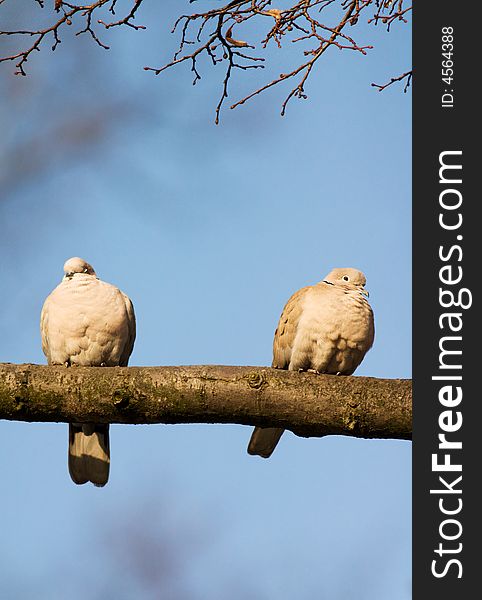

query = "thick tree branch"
[0, 363, 411, 440]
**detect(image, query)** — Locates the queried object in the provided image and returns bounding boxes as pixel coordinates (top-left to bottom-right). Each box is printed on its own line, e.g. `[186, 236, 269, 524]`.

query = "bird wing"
[272, 286, 311, 369]
[40, 293, 52, 363]
[119, 293, 136, 367]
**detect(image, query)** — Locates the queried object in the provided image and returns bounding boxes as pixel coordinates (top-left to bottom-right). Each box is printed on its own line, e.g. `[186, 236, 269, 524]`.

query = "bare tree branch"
[0, 0, 411, 121]
[372, 69, 412, 92]
[0, 363, 412, 440]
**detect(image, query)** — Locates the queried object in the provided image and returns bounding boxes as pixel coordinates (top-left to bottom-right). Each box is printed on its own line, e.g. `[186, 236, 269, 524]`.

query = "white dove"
[248, 267, 375, 458]
[40, 257, 136, 486]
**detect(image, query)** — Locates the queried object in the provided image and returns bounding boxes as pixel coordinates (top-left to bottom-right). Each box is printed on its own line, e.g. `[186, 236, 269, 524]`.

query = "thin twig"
[372, 69, 412, 92]
[0, 0, 411, 119]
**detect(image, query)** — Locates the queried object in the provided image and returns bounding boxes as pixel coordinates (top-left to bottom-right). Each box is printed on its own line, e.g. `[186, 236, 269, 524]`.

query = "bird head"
[63, 257, 97, 279]
[323, 267, 369, 297]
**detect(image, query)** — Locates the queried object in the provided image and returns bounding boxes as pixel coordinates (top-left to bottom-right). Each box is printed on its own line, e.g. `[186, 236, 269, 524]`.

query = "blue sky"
[0, 2, 411, 598]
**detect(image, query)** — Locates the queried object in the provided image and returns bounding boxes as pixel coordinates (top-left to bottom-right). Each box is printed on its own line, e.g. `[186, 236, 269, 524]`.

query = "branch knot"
[246, 372, 266, 389]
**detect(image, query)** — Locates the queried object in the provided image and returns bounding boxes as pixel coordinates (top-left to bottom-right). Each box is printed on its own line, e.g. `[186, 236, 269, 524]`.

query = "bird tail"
[68, 424, 110, 487]
[247, 427, 285, 458]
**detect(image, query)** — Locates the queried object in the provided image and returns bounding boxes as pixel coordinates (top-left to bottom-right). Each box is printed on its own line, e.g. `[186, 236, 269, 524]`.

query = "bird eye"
[342, 275, 349, 281]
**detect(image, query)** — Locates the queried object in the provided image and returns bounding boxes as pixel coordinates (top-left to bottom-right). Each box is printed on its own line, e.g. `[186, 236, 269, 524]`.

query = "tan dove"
[248, 268, 374, 458]
[40, 257, 136, 486]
